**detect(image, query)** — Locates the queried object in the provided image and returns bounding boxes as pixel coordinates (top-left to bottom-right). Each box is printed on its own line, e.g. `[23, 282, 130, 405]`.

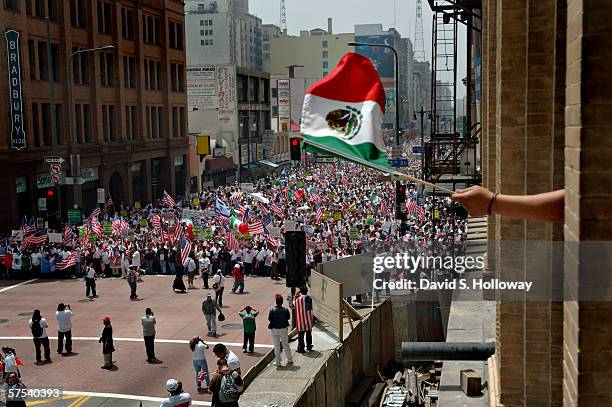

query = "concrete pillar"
[563, 0, 612, 405]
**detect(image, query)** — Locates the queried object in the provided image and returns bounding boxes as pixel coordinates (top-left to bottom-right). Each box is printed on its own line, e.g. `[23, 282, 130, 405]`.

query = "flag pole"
[302, 138, 454, 194]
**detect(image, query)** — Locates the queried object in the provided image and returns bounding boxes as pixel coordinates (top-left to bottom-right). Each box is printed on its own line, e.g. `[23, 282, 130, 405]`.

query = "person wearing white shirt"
[132, 249, 141, 269]
[160, 379, 192, 407]
[185, 256, 197, 289]
[242, 248, 254, 276]
[200, 255, 210, 289]
[211, 270, 225, 307]
[30, 250, 42, 275]
[190, 336, 210, 389]
[85, 262, 97, 298]
[28, 309, 51, 362]
[56, 303, 73, 354]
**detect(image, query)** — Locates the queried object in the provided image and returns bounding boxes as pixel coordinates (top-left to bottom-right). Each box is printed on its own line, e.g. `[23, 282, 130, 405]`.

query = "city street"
[0, 274, 287, 405]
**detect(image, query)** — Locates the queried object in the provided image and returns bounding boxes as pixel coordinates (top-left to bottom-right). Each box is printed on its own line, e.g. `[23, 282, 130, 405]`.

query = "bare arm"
[452, 186, 564, 223]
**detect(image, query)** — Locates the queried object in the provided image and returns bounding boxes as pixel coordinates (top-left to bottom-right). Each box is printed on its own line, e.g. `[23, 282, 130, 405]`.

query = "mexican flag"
[301, 52, 390, 168]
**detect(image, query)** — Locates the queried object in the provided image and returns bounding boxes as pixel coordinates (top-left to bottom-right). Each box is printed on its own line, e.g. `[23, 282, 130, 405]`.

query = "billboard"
[187, 66, 217, 110]
[354, 34, 396, 79]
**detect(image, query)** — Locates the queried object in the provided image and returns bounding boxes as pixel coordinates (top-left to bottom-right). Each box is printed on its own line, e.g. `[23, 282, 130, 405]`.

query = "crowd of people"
[1, 161, 468, 406]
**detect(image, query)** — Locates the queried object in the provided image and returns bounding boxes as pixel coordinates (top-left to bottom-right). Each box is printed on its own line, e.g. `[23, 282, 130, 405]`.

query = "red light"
[47, 189, 55, 198]
[291, 139, 299, 147]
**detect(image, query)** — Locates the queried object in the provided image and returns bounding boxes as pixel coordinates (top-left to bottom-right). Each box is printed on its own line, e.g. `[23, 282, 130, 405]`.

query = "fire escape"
[424, 0, 482, 190]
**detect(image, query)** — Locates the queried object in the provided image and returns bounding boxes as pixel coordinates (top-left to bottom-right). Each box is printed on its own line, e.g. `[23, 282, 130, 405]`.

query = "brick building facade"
[1, 0, 188, 229]
[481, 0, 612, 405]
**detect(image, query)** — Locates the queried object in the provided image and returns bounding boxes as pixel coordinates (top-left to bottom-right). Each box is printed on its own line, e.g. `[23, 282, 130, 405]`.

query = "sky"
[249, 0, 467, 98]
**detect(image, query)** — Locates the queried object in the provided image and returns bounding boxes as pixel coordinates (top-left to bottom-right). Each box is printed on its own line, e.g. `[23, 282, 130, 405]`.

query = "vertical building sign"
[217, 65, 236, 132]
[277, 79, 290, 132]
[5, 29, 26, 150]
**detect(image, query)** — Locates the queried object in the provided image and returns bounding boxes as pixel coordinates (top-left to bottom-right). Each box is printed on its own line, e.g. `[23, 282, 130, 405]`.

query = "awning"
[259, 160, 279, 168]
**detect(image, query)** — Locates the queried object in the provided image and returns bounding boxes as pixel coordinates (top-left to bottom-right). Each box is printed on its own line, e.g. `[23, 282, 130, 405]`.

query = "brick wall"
[563, 0, 612, 405]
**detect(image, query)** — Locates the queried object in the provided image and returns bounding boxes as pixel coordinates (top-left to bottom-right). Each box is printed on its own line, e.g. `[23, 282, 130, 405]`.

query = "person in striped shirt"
[293, 287, 314, 353]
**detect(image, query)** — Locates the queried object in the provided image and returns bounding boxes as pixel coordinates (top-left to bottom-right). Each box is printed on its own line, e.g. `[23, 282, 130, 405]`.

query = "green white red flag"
[300, 52, 390, 169]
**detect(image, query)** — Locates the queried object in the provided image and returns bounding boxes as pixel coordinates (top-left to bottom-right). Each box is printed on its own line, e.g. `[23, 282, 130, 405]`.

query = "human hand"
[451, 186, 495, 217]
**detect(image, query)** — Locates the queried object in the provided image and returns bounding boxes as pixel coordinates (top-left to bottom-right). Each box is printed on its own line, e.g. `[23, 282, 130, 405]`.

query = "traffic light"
[290, 138, 301, 161]
[46, 189, 55, 198]
[395, 183, 408, 234]
[45, 188, 58, 213]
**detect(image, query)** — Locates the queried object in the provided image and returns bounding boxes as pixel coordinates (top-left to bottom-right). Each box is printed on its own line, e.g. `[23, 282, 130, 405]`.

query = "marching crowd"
[1, 162, 467, 406]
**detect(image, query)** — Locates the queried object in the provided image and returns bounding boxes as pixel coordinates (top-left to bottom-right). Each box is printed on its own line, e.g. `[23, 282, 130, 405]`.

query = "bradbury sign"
[6, 30, 26, 150]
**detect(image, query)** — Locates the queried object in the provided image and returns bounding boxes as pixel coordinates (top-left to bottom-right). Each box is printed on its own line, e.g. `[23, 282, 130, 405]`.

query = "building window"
[70, 0, 87, 27]
[322, 51, 328, 58]
[125, 105, 137, 140]
[47, 0, 56, 19]
[170, 63, 184, 92]
[41, 103, 51, 145]
[28, 40, 36, 80]
[200, 39, 205, 46]
[168, 21, 183, 49]
[75, 104, 92, 143]
[83, 104, 91, 142]
[263, 44, 269, 50]
[72, 48, 90, 85]
[99, 52, 113, 87]
[102, 105, 117, 141]
[34, 0, 44, 17]
[32, 103, 40, 146]
[50, 44, 59, 81]
[37, 41, 47, 81]
[123, 55, 136, 88]
[322, 61, 328, 69]
[264, 52, 270, 60]
[144, 59, 161, 90]
[200, 20, 204, 26]
[322, 40, 328, 48]
[272, 105, 278, 116]
[323, 71, 328, 76]
[172, 106, 185, 137]
[4, 0, 18, 11]
[143, 15, 161, 45]
[97, 1, 112, 34]
[121, 8, 134, 40]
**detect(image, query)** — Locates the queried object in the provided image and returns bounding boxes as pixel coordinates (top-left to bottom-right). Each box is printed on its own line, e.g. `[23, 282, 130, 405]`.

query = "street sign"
[412, 146, 426, 154]
[38, 198, 47, 211]
[315, 157, 336, 164]
[389, 159, 409, 168]
[44, 156, 65, 164]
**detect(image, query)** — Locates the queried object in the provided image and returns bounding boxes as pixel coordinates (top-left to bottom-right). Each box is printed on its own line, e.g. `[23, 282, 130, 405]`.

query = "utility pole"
[46, 16, 62, 226]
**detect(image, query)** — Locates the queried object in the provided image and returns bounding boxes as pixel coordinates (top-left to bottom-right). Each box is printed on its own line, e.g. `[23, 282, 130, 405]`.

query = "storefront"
[202, 157, 235, 188]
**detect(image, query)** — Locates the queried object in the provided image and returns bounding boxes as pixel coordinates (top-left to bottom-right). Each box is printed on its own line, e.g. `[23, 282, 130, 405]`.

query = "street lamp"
[349, 41, 406, 234]
[68, 45, 114, 208]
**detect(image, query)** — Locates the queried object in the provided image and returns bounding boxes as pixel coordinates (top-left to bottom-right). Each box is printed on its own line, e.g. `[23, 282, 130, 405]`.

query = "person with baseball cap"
[99, 316, 115, 369]
[160, 378, 192, 407]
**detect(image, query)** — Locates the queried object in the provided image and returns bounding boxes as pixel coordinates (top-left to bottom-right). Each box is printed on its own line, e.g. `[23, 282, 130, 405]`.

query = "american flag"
[173, 223, 184, 244]
[179, 234, 191, 266]
[416, 205, 426, 220]
[226, 230, 240, 252]
[316, 207, 324, 223]
[380, 199, 388, 214]
[89, 207, 101, 220]
[160, 223, 170, 242]
[310, 193, 322, 204]
[215, 214, 229, 226]
[266, 235, 281, 247]
[21, 217, 35, 236]
[151, 213, 161, 230]
[112, 219, 121, 236]
[257, 202, 269, 215]
[105, 196, 114, 212]
[63, 225, 72, 246]
[90, 218, 103, 236]
[270, 204, 283, 218]
[25, 231, 47, 246]
[294, 192, 303, 204]
[56, 252, 76, 270]
[406, 200, 418, 214]
[247, 221, 264, 234]
[229, 191, 243, 202]
[163, 190, 176, 207]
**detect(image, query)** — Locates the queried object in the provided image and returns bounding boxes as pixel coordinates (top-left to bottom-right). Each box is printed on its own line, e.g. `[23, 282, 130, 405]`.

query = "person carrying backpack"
[208, 359, 243, 407]
[28, 309, 51, 363]
[293, 287, 314, 353]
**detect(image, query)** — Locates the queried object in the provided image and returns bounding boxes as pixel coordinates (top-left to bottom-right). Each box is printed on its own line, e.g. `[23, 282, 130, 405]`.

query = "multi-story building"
[264, 20, 354, 79]
[262, 23, 281, 68]
[185, 0, 262, 71]
[0, 0, 189, 228]
[187, 66, 270, 186]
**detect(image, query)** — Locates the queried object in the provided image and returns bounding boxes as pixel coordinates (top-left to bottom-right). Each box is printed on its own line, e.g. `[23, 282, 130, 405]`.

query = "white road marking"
[0, 278, 39, 293]
[0, 336, 274, 349]
[62, 390, 211, 406]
